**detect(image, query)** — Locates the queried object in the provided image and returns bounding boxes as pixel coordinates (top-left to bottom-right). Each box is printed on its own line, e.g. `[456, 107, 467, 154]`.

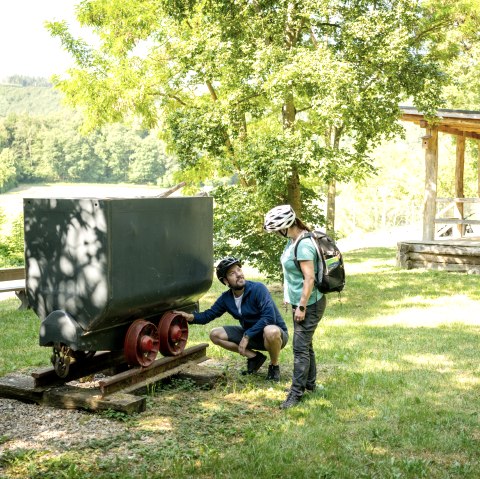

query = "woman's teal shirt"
[281, 235, 322, 306]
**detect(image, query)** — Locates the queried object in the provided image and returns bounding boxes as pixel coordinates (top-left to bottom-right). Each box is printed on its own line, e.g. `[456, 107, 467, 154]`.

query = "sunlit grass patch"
[1, 246, 479, 478]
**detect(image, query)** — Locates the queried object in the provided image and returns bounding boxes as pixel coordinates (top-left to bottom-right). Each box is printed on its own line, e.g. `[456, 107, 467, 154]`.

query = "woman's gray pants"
[290, 295, 327, 397]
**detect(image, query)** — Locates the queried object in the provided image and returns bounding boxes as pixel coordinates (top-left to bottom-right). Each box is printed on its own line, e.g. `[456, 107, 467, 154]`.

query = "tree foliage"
[47, 0, 474, 276]
[0, 111, 175, 188]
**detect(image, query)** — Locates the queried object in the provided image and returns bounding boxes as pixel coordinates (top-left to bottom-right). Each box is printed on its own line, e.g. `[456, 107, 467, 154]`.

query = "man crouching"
[174, 257, 288, 380]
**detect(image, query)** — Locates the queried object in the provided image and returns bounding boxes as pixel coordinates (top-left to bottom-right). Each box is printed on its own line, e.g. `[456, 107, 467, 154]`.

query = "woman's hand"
[294, 306, 306, 323]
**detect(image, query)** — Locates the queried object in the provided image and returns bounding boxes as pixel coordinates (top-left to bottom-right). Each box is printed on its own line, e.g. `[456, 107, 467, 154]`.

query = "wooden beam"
[436, 125, 480, 140]
[434, 218, 480, 225]
[436, 117, 480, 131]
[401, 115, 480, 138]
[455, 135, 466, 237]
[437, 197, 480, 203]
[423, 127, 438, 241]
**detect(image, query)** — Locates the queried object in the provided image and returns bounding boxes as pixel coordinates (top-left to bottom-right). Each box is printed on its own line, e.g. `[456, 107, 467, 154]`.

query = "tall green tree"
[48, 0, 462, 275]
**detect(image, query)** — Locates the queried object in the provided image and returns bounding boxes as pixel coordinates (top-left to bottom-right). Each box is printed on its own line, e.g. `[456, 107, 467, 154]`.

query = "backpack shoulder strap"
[293, 232, 316, 271]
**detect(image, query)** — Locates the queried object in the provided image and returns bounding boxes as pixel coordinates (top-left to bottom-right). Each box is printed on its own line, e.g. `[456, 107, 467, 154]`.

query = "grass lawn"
[0, 247, 479, 478]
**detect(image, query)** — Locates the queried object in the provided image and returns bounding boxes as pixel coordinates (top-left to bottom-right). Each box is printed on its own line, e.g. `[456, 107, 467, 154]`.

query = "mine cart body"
[24, 196, 213, 353]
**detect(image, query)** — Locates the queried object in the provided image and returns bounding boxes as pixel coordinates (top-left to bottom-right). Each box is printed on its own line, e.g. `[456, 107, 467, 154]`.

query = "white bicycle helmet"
[263, 204, 296, 232]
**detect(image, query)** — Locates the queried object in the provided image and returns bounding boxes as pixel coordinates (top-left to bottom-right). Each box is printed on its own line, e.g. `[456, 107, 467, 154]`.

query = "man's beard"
[231, 284, 244, 291]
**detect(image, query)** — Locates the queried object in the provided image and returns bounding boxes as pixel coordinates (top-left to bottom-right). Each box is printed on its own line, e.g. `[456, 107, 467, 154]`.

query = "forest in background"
[3, 2, 480, 279]
[1, 76, 479, 238]
[0, 77, 179, 193]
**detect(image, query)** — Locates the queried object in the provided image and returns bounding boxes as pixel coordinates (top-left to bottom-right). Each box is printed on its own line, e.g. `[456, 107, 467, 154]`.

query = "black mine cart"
[24, 196, 213, 377]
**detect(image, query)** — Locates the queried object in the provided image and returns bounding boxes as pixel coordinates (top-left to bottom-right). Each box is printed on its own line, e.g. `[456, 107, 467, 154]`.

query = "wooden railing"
[435, 198, 480, 238]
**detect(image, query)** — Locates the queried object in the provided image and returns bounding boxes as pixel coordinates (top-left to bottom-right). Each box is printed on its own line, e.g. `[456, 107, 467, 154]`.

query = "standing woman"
[264, 204, 327, 409]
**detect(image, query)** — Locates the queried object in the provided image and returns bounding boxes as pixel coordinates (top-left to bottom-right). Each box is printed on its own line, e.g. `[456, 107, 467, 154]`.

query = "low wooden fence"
[0, 267, 28, 309]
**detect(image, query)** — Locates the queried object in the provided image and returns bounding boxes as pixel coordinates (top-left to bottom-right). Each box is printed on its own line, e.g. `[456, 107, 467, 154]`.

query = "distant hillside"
[0, 83, 64, 116]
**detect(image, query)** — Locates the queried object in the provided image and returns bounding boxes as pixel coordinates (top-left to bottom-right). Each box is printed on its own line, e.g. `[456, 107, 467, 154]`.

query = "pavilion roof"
[400, 106, 480, 140]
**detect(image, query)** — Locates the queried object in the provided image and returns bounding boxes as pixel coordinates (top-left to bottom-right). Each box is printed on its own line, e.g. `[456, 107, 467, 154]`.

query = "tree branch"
[206, 80, 218, 101]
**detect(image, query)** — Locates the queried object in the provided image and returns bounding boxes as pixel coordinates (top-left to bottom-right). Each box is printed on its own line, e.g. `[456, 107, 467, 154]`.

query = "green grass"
[1, 247, 479, 478]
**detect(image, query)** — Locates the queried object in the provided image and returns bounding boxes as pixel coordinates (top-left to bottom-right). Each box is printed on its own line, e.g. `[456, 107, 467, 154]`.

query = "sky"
[0, 1, 88, 80]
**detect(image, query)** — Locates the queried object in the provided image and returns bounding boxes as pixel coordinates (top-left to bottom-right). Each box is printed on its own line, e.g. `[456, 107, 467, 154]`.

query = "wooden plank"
[0, 279, 25, 293]
[0, 345, 212, 414]
[98, 343, 208, 396]
[32, 350, 127, 387]
[435, 125, 480, 140]
[409, 252, 480, 265]
[0, 280, 29, 310]
[0, 374, 45, 403]
[437, 197, 480, 203]
[42, 386, 146, 414]
[397, 242, 480, 256]
[0, 267, 25, 282]
[434, 219, 480, 225]
[406, 260, 480, 273]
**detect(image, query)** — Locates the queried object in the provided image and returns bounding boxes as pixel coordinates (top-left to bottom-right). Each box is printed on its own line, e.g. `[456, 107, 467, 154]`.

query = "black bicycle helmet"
[216, 256, 242, 284]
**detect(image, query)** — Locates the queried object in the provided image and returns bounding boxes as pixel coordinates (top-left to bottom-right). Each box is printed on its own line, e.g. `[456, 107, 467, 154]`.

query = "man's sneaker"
[266, 364, 280, 382]
[280, 392, 301, 409]
[241, 352, 267, 375]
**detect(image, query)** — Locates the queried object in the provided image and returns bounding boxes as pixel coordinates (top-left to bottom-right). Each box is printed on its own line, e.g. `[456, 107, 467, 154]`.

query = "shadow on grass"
[1, 247, 479, 478]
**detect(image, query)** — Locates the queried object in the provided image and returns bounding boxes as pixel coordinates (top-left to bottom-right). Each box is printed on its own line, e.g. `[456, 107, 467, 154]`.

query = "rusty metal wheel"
[51, 343, 71, 378]
[158, 311, 189, 356]
[124, 319, 160, 367]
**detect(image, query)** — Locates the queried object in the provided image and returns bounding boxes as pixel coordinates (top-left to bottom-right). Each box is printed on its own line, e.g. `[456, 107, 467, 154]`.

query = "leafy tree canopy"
[47, 0, 473, 277]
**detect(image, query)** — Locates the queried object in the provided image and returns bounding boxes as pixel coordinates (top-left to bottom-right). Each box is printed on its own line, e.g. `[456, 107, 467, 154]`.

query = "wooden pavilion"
[396, 106, 480, 273]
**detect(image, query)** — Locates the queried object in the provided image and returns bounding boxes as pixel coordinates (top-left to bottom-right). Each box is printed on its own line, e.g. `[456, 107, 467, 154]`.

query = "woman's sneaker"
[266, 364, 280, 382]
[280, 391, 301, 409]
[241, 352, 267, 375]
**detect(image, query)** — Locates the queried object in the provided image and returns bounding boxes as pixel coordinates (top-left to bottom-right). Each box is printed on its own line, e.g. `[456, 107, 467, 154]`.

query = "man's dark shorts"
[223, 325, 288, 351]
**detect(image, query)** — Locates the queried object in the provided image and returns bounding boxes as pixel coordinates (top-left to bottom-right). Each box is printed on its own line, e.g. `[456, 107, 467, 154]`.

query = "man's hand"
[238, 335, 249, 356]
[172, 310, 194, 322]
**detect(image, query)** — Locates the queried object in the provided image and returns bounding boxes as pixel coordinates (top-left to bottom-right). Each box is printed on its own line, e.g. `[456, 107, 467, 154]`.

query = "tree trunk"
[326, 180, 336, 236]
[287, 164, 301, 216]
[282, 3, 302, 216]
[325, 126, 343, 237]
[283, 91, 301, 215]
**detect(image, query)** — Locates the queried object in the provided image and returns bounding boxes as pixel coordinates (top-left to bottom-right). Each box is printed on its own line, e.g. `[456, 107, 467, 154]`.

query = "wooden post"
[478, 141, 480, 197]
[455, 135, 465, 237]
[422, 126, 438, 241]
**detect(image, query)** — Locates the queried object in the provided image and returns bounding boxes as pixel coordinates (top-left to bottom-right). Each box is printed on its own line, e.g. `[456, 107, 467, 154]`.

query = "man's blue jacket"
[191, 280, 288, 339]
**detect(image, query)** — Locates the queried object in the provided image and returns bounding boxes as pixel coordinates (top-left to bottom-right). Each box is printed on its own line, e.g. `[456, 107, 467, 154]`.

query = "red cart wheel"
[158, 311, 189, 356]
[124, 319, 159, 367]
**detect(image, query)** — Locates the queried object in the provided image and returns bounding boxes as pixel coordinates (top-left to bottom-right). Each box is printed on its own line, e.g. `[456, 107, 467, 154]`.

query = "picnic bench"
[0, 267, 29, 309]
